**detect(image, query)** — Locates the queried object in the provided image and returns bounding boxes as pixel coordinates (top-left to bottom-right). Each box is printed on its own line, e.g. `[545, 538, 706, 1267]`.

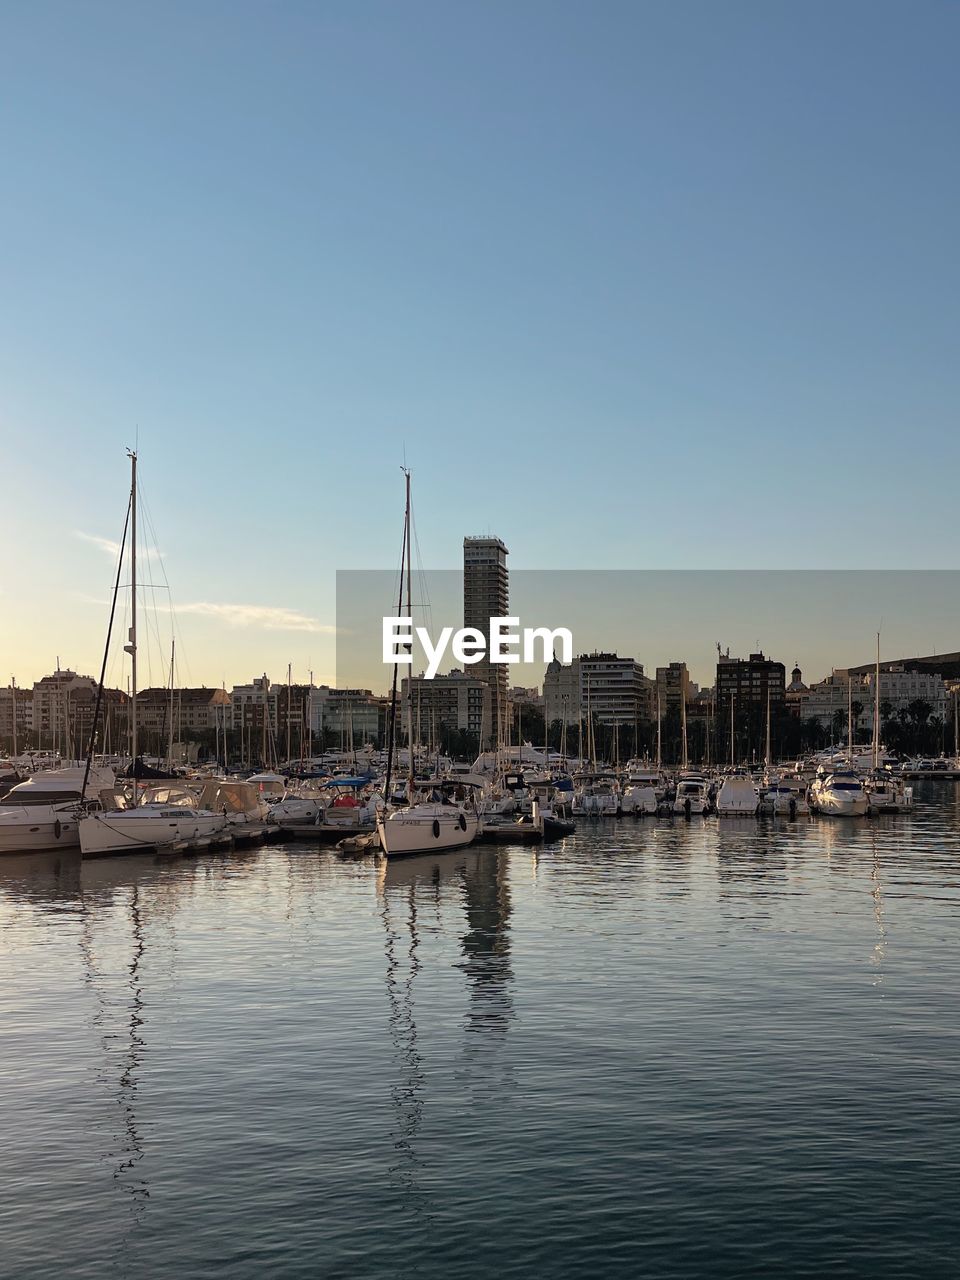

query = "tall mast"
[681, 688, 688, 771]
[729, 693, 735, 768]
[873, 632, 881, 772]
[10, 677, 16, 759]
[124, 450, 138, 768]
[403, 469, 414, 792]
[167, 638, 175, 771]
[847, 673, 853, 759]
[656, 688, 662, 770]
[764, 686, 771, 769]
[286, 662, 292, 764]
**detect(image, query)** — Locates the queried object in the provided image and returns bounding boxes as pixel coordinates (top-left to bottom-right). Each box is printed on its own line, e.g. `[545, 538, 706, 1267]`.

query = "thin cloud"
[178, 602, 337, 634]
[73, 530, 165, 559]
[74, 530, 122, 558]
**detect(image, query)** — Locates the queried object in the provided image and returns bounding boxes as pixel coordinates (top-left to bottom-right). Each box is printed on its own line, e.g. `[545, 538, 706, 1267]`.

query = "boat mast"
[873, 632, 881, 772]
[729, 693, 735, 768]
[124, 450, 138, 771]
[681, 689, 688, 771]
[847, 673, 853, 760]
[403, 469, 414, 795]
[656, 688, 662, 771]
[286, 662, 292, 765]
[167, 638, 175, 772]
[764, 686, 771, 769]
[10, 677, 16, 759]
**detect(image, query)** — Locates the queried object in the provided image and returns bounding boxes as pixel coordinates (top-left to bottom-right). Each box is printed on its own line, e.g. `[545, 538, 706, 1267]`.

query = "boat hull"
[811, 790, 868, 817]
[80, 810, 226, 857]
[0, 811, 81, 854]
[376, 807, 479, 857]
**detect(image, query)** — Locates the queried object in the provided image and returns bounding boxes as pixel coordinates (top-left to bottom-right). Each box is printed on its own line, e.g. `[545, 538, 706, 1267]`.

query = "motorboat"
[620, 763, 661, 815]
[0, 759, 21, 799]
[79, 783, 227, 857]
[761, 771, 808, 815]
[809, 768, 869, 817]
[246, 771, 288, 803]
[716, 772, 759, 817]
[863, 773, 914, 814]
[270, 775, 333, 824]
[673, 773, 711, 815]
[273, 777, 383, 832]
[572, 773, 620, 816]
[0, 766, 116, 853]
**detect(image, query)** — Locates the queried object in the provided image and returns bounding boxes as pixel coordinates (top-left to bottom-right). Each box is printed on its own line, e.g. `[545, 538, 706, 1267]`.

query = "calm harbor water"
[3, 783, 960, 1278]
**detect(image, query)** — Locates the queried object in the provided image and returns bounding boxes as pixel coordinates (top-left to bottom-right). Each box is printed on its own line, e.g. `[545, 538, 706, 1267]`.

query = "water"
[3, 782, 960, 1278]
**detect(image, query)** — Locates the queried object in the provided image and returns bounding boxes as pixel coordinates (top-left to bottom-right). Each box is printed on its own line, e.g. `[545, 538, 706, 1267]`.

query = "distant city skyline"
[5, 560, 960, 695]
[3, 3, 959, 683]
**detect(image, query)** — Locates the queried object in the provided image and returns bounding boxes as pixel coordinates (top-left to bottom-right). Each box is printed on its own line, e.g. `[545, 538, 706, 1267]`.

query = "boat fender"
[54, 819, 62, 840]
[432, 819, 441, 838]
[458, 813, 467, 832]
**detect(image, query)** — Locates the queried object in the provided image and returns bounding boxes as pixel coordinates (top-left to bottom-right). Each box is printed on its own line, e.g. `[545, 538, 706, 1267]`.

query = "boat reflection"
[376, 846, 515, 1208]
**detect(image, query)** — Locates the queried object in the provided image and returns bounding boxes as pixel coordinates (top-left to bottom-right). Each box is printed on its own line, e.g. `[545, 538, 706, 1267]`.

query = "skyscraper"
[463, 536, 509, 747]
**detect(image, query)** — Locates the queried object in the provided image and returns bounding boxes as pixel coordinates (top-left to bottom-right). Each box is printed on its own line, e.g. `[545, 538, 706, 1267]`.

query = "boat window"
[1, 791, 81, 806]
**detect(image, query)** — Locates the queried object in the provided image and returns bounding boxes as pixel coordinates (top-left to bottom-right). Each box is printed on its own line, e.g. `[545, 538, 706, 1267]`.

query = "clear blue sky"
[2, 1, 958, 688]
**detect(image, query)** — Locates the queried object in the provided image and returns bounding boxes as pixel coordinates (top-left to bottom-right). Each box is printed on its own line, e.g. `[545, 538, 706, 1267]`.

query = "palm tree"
[831, 708, 846, 744]
[850, 700, 865, 737]
[908, 698, 932, 728]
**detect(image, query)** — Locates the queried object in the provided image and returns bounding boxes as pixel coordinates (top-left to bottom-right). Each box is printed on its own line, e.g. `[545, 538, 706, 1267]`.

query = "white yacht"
[809, 769, 869, 817]
[761, 771, 808, 815]
[673, 774, 711, 815]
[572, 773, 621, 816]
[863, 773, 914, 814]
[716, 773, 759, 816]
[0, 759, 21, 798]
[620, 763, 661, 815]
[79, 784, 227, 857]
[246, 771, 288, 803]
[376, 785, 480, 857]
[375, 470, 481, 859]
[0, 766, 116, 853]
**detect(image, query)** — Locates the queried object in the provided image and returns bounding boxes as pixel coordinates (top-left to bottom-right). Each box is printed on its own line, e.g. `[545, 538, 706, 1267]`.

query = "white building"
[231, 675, 279, 733]
[401, 670, 492, 742]
[32, 670, 98, 752]
[309, 687, 382, 747]
[803, 666, 948, 730]
[579, 653, 654, 727]
[544, 656, 581, 726]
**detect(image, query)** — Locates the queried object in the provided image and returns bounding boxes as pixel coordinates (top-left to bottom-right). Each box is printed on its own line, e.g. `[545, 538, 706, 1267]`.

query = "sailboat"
[375, 470, 480, 858]
[79, 452, 226, 858]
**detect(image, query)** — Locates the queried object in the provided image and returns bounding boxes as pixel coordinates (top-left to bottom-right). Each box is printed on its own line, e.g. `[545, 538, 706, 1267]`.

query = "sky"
[1, 0, 958, 692]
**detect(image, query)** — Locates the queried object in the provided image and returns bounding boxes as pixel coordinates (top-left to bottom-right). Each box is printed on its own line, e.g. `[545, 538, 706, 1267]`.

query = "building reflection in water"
[458, 847, 514, 1037]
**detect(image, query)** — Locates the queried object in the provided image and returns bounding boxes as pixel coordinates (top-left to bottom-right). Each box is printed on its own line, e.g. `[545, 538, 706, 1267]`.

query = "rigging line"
[136, 484, 168, 692]
[408, 504, 434, 640]
[83, 493, 132, 795]
[139, 485, 193, 692]
[137, 483, 188, 687]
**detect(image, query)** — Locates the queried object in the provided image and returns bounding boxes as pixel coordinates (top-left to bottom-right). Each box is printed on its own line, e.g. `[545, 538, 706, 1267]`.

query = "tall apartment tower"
[463, 536, 509, 747]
